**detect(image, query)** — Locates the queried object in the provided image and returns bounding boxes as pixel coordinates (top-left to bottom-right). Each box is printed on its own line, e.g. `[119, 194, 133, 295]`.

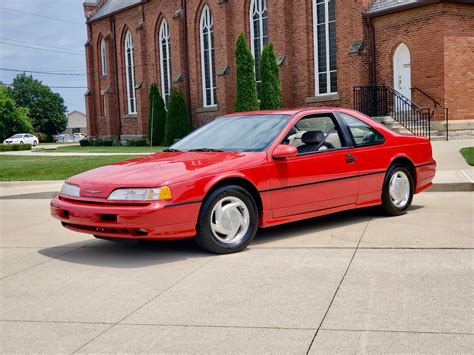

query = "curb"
[428, 182, 473, 192]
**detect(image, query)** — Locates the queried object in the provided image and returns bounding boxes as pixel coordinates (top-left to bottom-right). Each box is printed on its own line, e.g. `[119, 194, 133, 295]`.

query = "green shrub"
[79, 139, 91, 146]
[235, 33, 259, 112]
[127, 139, 148, 147]
[148, 83, 167, 146]
[260, 43, 283, 110]
[164, 89, 192, 145]
[0, 143, 31, 151]
[112, 139, 121, 146]
[102, 140, 113, 146]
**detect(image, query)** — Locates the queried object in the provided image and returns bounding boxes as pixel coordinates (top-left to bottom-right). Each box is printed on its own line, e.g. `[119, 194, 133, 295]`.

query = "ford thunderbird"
[51, 108, 436, 254]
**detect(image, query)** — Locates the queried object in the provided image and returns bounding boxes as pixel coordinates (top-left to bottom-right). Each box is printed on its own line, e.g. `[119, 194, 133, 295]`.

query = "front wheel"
[196, 185, 258, 254]
[32, 140, 38, 147]
[381, 165, 414, 216]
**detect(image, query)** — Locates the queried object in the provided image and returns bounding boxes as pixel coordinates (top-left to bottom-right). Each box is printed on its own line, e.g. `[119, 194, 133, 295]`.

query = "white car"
[3, 133, 39, 146]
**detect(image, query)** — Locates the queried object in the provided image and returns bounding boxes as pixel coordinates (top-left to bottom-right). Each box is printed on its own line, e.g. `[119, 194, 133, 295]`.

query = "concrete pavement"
[1, 191, 472, 353]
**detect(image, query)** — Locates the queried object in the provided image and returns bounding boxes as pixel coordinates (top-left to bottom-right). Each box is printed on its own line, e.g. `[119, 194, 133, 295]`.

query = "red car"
[51, 108, 436, 254]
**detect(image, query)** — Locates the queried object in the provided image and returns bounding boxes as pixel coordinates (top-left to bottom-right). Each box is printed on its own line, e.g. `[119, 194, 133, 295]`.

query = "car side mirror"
[272, 144, 298, 159]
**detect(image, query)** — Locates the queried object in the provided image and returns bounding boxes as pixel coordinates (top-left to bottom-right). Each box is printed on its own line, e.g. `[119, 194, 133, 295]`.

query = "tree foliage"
[0, 85, 33, 141]
[148, 83, 167, 146]
[164, 89, 192, 146]
[235, 33, 259, 112]
[259, 43, 283, 110]
[8, 74, 67, 136]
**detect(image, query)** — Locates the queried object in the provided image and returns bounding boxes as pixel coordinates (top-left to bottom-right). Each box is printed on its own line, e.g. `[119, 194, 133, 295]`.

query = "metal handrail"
[411, 87, 449, 140]
[353, 84, 432, 139]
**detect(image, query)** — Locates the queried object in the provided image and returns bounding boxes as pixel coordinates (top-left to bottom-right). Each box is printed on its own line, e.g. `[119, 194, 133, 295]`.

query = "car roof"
[223, 107, 352, 117]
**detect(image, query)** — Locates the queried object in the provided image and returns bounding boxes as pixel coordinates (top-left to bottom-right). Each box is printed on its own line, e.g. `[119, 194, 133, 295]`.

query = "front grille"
[58, 195, 150, 207]
[62, 222, 148, 237]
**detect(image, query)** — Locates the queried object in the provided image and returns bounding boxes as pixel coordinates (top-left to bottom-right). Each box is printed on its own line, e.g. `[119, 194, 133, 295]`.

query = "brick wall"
[372, 3, 474, 121]
[84, 0, 473, 138]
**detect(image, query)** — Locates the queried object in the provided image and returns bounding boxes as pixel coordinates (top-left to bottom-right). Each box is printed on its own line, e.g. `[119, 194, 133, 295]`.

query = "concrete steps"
[372, 116, 473, 141]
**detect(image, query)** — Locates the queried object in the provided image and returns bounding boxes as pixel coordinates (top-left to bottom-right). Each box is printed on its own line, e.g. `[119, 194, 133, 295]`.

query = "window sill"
[306, 94, 340, 103]
[123, 113, 138, 119]
[196, 106, 218, 113]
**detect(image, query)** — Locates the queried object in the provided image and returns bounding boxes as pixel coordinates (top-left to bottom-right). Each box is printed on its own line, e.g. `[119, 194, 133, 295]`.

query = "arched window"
[100, 38, 107, 76]
[313, 0, 337, 95]
[124, 30, 136, 114]
[199, 5, 216, 107]
[249, 0, 268, 82]
[159, 19, 171, 103]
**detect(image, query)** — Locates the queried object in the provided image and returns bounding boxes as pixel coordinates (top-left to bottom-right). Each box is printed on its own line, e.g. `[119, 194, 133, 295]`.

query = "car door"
[25, 134, 33, 144]
[337, 112, 387, 206]
[267, 113, 359, 218]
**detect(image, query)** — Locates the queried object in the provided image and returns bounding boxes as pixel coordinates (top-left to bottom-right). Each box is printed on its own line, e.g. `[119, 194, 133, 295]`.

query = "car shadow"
[38, 204, 425, 268]
[38, 238, 212, 269]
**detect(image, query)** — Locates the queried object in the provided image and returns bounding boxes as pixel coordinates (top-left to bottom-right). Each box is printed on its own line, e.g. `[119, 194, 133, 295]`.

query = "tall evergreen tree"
[148, 83, 167, 146]
[164, 89, 192, 146]
[235, 33, 259, 112]
[260, 43, 283, 110]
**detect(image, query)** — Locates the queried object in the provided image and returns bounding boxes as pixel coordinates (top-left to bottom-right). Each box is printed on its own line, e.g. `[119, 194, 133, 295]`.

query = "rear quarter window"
[340, 113, 384, 146]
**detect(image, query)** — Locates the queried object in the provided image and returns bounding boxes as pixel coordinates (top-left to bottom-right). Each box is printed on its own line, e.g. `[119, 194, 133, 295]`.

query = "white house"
[63, 111, 87, 135]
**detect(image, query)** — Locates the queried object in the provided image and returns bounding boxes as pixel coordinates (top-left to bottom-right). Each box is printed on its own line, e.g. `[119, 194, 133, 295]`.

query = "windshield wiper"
[163, 148, 182, 152]
[188, 148, 224, 152]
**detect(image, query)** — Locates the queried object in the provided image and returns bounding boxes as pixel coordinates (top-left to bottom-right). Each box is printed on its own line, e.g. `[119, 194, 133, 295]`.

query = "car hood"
[67, 151, 265, 198]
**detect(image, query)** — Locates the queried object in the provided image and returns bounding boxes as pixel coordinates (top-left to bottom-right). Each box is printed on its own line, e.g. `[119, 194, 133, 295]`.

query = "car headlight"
[61, 183, 80, 197]
[107, 186, 172, 201]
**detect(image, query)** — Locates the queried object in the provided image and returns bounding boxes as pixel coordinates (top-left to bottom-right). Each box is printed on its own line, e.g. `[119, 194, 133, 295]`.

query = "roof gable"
[89, 0, 142, 21]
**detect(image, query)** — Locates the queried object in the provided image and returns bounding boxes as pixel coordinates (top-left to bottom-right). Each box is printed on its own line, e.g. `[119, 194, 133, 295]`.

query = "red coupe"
[51, 108, 436, 253]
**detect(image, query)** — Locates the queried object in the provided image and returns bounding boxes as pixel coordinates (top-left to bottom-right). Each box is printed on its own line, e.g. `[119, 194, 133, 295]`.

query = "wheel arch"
[389, 155, 417, 186]
[203, 176, 263, 216]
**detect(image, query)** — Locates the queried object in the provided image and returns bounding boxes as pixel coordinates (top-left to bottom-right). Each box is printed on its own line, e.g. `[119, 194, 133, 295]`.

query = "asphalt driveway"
[0, 192, 473, 353]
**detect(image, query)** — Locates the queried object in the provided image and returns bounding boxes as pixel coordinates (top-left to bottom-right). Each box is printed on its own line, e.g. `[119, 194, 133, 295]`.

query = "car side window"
[284, 115, 345, 155]
[340, 113, 384, 147]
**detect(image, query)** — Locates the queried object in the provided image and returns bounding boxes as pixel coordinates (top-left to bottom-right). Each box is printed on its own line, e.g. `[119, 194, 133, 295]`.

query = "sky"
[0, 0, 87, 113]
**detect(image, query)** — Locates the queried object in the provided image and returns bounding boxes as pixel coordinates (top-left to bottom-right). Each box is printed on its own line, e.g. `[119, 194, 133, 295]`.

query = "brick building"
[83, 0, 474, 139]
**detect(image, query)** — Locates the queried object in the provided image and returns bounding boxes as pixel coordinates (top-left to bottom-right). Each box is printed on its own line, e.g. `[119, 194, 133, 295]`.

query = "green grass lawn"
[0, 155, 140, 181]
[460, 147, 474, 166]
[34, 145, 165, 153]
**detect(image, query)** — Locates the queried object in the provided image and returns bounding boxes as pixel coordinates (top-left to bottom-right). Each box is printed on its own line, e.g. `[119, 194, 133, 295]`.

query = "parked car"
[73, 133, 87, 141]
[3, 133, 39, 146]
[51, 108, 436, 254]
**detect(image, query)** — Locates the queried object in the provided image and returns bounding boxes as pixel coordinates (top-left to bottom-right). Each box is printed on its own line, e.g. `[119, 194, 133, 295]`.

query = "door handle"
[346, 154, 357, 163]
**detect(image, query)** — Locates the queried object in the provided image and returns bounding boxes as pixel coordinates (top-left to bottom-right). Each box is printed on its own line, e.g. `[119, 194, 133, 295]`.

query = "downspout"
[366, 14, 377, 85]
[111, 16, 122, 140]
[181, 0, 192, 118]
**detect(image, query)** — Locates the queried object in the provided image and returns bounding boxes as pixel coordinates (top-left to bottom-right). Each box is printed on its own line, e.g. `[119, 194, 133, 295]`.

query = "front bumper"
[51, 195, 201, 240]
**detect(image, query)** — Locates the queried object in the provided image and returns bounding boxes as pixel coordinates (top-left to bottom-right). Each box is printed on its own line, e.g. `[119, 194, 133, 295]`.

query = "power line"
[0, 37, 83, 54]
[0, 41, 84, 56]
[0, 7, 83, 25]
[0, 68, 86, 76]
[2, 83, 87, 89]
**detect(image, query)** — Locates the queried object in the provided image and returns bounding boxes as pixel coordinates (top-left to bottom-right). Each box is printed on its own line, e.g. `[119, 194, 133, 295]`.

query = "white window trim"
[312, 0, 337, 96]
[124, 30, 137, 114]
[100, 38, 107, 76]
[199, 5, 216, 107]
[159, 19, 171, 103]
[249, 0, 268, 81]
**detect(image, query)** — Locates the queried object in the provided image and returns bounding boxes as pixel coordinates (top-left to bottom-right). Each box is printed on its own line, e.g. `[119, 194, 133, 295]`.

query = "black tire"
[32, 140, 37, 147]
[381, 165, 414, 216]
[19, 141, 23, 144]
[196, 185, 258, 254]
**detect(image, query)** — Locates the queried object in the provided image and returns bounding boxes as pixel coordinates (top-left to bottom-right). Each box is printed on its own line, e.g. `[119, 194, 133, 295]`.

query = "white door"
[393, 43, 412, 101]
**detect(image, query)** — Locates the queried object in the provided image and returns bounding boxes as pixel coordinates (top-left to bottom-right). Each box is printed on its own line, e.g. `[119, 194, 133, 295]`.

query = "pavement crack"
[72, 256, 216, 354]
[305, 215, 371, 354]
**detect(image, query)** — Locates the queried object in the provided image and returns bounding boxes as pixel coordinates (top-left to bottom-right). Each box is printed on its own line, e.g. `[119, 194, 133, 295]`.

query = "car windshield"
[11, 134, 24, 138]
[170, 114, 291, 152]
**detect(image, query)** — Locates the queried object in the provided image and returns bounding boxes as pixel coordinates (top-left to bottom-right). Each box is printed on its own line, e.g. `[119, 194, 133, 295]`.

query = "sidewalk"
[430, 139, 473, 191]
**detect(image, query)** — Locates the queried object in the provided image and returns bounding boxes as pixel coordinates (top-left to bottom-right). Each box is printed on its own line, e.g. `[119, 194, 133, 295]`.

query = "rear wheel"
[32, 140, 38, 146]
[19, 141, 23, 144]
[196, 185, 258, 254]
[381, 165, 414, 216]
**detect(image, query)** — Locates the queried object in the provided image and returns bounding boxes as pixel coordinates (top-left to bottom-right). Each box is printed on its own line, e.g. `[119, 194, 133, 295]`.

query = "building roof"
[68, 110, 86, 117]
[367, 0, 421, 15]
[89, 0, 142, 21]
